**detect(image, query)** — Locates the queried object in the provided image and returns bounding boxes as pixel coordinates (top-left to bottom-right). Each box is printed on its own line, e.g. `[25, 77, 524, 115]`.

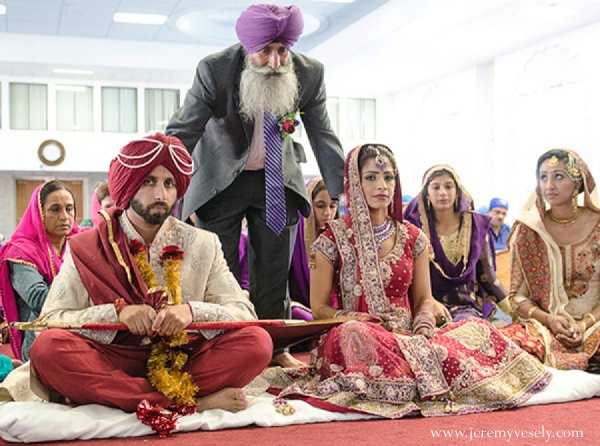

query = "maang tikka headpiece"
[375, 149, 387, 170]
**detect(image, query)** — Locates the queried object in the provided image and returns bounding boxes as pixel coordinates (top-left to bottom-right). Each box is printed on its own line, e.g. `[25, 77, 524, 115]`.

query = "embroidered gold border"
[47, 246, 57, 278]
[100, 210, 133, 286]
[3, 258, 39, 270]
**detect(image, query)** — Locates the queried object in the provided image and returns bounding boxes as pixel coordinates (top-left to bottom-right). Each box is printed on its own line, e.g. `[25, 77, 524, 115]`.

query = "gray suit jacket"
[166, 44, 344, 220]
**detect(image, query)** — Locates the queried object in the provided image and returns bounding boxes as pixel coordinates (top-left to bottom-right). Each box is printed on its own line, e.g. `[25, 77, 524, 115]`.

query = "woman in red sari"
[265, 144, 550, 418]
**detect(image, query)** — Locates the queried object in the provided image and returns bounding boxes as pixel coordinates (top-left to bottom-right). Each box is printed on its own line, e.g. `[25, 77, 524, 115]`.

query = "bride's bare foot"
[271, 352, 306, 368]
[196, 388, 248, 413]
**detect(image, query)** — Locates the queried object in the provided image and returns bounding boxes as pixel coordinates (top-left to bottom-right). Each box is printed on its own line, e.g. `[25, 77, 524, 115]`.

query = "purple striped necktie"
[264, 111, 286, 235]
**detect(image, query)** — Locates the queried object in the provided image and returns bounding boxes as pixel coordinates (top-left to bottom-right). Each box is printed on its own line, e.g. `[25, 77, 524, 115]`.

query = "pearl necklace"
[546, 207, 582, 226]
[373, 219, 396, 252]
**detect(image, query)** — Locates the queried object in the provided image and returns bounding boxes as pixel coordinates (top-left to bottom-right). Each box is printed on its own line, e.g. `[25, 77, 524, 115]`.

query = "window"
[10, 83, 48, 130]
[326, 97, 340, 135]
[145, 88, 179, 132]
[102, 87, 137, 133]
[346, 98, 376, 140]
[56, 85, 93, 131]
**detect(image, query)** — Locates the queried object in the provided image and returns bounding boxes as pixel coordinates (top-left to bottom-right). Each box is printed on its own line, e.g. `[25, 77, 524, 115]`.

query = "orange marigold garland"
[130, 239, 158, 288]
[128, 239, 198, 411]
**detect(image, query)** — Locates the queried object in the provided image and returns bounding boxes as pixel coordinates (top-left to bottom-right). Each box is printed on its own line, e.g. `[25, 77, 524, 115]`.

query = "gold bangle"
[584, 312, 597, 325]
[577, 320, 587, 333]
[525, 306, 537, 319]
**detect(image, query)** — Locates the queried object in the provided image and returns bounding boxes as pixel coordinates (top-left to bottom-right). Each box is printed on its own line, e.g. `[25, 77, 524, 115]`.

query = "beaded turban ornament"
[108, 132, 193, 209]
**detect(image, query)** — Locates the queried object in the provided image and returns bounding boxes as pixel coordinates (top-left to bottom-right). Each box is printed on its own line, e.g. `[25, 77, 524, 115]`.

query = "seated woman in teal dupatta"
[264, 144, 550, 418]
[499, 149, 600, 371]
[404, 166, 509, 324]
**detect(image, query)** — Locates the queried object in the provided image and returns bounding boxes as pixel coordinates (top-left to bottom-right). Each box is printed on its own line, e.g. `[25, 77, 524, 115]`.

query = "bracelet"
[584, 312, 597, 325]
[577, 320, 587, 333]
[525, 306, 537, 319]
[515, 299, 532, 312]
[114, 298, 128, 314]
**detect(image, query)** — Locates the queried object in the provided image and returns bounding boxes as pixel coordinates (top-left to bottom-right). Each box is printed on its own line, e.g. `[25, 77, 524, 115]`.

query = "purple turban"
[235, 4, 304, 54]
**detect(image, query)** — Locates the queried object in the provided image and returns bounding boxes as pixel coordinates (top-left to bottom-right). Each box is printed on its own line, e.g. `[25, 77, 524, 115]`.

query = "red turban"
[108, 133, 193, 209]
[235, 4, 304, 54]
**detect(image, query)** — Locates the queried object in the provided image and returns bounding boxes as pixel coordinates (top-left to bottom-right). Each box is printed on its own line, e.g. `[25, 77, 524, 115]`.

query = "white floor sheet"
[1, 366, 599, 443]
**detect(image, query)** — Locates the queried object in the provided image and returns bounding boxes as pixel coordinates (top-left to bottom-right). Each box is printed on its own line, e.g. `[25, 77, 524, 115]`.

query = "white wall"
[4, 19, 600, 236]
[390, 19, 600, 222]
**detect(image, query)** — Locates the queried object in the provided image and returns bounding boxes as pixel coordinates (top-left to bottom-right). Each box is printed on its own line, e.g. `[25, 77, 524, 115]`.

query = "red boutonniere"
[129, 239, 146, 255]
[278, 110, 303, 139]
[160, 245, 184, 263]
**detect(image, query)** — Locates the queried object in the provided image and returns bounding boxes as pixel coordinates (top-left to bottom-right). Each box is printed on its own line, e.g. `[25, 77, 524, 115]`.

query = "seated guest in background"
[80, 181, 114, 228]
[401, 194, 413, 212]
[0, 181, 79, 361]
[265, 144, 549, 417]
[288, 177, 339, 321]
[499, 149, 600, 371]
[404, 166, 509, 324]
[29, 133, 272, 415]
[487, 197, 511, 251]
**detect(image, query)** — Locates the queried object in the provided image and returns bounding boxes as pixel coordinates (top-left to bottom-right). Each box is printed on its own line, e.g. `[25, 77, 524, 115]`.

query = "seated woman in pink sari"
[265, 144, 550, 418]
[0, 181, 79, 361]
[499, 149, 600, 371]
[288, 177, 339, 320]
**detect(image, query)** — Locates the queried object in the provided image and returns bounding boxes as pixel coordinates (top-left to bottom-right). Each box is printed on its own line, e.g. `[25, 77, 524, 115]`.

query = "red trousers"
[30, 326, 272, 412]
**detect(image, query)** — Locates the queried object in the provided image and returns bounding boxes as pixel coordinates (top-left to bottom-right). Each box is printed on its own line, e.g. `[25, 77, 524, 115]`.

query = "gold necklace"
[546, 207, 582, 226]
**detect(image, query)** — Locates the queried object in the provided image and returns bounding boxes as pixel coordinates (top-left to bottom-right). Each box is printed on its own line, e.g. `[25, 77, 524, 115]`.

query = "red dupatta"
[329, 145, 403, 316]
[68, 208, 165, 345]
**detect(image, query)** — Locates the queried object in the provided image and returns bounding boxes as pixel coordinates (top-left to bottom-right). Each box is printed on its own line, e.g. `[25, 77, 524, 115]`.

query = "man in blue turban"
[487, 197, 511, 251]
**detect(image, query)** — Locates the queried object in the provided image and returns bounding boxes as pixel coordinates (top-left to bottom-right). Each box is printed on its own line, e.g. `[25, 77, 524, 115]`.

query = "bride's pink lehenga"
[264, 145, 551, 418]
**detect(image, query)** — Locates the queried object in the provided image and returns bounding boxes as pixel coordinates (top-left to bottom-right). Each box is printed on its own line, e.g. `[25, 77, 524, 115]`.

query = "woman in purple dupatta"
[0, 181, 79, 360]
[288, 177, 339, 320]
[404, 166, 508, 323]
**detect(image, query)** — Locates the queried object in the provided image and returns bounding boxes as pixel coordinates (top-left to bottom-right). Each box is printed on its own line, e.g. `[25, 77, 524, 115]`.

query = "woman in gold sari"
[500, 149, 600, 371]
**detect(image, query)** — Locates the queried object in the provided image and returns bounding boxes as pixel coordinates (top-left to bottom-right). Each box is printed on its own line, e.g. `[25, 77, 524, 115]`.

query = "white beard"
[239, 55, 299, 121]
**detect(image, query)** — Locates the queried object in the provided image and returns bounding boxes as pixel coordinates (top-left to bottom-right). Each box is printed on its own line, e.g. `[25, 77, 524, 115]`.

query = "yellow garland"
[134, 250, 158, 288]
[131, 241, 198, 406]
[162, 257, 182, 305]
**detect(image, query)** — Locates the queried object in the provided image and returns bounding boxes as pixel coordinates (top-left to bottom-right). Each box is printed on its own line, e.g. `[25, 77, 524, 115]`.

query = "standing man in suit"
[166, 4, 344, 366]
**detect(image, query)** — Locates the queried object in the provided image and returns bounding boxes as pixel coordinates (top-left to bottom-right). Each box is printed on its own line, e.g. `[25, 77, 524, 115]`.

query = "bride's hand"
[414, 326, 434, 338]
[420, 299, 452, 326]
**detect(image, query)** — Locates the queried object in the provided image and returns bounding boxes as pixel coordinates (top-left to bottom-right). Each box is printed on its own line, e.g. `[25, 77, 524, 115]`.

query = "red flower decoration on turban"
[235, 4, 304, 54]
[108, 132, 193, 210]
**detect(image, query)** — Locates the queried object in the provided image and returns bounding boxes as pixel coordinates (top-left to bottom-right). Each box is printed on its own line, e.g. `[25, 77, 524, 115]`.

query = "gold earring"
[572, 188, 579, 214]
[426, 197, 431, 208]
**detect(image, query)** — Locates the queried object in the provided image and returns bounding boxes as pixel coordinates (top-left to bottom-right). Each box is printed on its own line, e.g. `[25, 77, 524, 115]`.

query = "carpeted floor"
[1, 343, 599, 445]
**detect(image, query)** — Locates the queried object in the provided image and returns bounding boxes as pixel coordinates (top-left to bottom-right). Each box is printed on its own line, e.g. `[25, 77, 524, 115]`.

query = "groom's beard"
[239, 55, 299, 121]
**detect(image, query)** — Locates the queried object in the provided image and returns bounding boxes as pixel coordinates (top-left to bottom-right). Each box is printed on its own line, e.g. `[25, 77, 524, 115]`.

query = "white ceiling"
[1, 0, 600, 94]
